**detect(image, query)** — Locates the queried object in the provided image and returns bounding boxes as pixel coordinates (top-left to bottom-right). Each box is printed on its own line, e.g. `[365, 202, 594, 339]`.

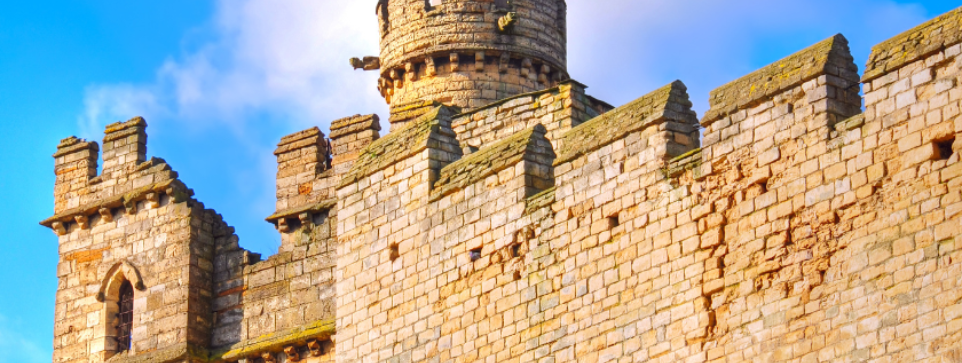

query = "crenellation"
[41, 3, 962, 363]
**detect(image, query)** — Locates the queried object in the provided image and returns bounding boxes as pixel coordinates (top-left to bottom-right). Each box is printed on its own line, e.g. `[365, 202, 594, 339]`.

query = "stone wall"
[42, 5, 962, 363]
[43, 119, 227, 363]
[332, 7, 962, 363]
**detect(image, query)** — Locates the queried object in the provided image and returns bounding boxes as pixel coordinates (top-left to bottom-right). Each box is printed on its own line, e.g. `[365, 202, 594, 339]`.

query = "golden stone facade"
[44, 2, 962, 363]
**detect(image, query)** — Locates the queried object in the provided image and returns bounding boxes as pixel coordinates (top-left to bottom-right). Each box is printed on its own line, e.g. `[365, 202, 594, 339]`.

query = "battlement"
[43, 5, 962, 363]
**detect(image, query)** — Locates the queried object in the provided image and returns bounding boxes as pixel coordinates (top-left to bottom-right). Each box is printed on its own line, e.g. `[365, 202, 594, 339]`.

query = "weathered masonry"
[43, 2, 962, 363]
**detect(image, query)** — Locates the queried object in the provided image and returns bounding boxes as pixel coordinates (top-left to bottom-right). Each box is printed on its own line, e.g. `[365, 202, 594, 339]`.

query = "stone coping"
[104, 117, 147, 142]
[53, 136, 99, 157]
[275, 127, 324, 155]
[431, 124, 554, 201]
[338, 106, 457, 188]
[664, 148, 703, 179]
[554, 81, 696, 166]
[863, 6, 962, 82]
[702, 34, 853, 125]
[525, 186, 556, 215]
[210, 319, 335, 362]
[329, 114, 380, 139]
[264, 199, 337, 223]
[39, 178, 191, 228]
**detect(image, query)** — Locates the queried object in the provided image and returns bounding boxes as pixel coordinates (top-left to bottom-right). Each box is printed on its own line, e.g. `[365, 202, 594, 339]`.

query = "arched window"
[116, 281, 134, 351]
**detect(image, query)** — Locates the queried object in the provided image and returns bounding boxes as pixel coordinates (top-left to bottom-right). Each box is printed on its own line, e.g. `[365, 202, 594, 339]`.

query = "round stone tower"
[373, 0, 569, 127]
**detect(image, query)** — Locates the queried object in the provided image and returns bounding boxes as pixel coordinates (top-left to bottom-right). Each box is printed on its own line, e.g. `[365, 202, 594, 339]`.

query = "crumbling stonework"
[44, 2, 962, 363]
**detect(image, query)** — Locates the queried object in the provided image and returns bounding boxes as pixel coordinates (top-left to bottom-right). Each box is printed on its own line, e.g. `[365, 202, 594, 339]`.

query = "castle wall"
[42, 5, 962, 363]
[332, 7, 962, 363]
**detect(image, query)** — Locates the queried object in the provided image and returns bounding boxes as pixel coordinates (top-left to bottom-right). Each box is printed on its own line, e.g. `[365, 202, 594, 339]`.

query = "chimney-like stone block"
[329, 114, 381, 176]
[52, 136, 99, 213]
[101, 116, 147, 179]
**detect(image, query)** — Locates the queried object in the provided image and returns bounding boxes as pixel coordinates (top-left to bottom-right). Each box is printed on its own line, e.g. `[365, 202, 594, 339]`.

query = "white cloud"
[78, 0, 934, 135]
[79, 0, 388, 137]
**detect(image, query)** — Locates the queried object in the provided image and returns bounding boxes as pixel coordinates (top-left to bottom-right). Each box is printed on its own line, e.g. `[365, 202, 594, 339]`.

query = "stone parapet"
[863, 6, 962, 82]
[702, 34, 859, 126]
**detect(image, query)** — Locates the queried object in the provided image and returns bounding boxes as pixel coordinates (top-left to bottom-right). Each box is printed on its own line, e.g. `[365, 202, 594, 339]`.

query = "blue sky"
[0, 0, 957, 361]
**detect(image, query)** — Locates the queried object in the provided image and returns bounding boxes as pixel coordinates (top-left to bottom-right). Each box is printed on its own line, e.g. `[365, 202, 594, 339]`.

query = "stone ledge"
[431, 124, 554, 201]
[863, 5, 962, 82]
[104, 343, 209, 363]
[554, 81, 696, 166]
[525, 186, 556, 215]
[702, 34, 854, 125]
[264, 199, 337, 223]
[39, 178, 192, 228]
[210, 319, 335, 362]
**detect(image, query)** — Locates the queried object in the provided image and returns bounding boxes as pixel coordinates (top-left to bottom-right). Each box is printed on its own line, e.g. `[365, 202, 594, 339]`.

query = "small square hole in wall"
[470, 248, 482, 262]
[389, 243, 400, 261]
[607, 214, 620, 229]
[935, 137, 956, 161]
[511, 244, 522, 258]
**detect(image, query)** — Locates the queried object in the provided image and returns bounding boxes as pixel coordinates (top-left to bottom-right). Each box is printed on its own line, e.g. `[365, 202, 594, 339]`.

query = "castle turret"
[366, 0, 568, 129]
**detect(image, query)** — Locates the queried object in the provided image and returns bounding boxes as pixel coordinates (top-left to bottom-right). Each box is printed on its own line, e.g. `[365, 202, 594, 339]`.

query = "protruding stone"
[145, 192, 160, 209]
[74, 215, 89, 230]
[499, 53, 510, 73]
[261, 352, 275, 363]
[521, 58, 532, 77]
[307, 339, 322, 357]
[426, 57, 436, 77]
[450, 53, 460, 72]
[99, 208, 113, 223]
[284, 346, 300, 362]
[51, 221, 66, 236]
[405, 62, 417, 82]
[475, 52, 485, 72]
[277, 218, 290, 233]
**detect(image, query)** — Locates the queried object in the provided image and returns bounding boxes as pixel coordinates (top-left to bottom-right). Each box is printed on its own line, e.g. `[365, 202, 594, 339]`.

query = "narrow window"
[935, 137, 955, 161]
[116, 281, 134, 351]
[511, 244, 522, 258]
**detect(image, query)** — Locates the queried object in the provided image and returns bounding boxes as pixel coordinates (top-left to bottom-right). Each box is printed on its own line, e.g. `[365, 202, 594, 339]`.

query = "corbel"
[146, 192, 160, 209]
[539, 64, 550, 84]
[123, 199, 137, 215]
[450, 53, 460, 72]
[74, 215, 89, 230]
[277, 218, 291, 233]
[475, 52, 485, 72]
[99, 208, 114, 223]
[390, 69, 403, 88]
[165, 186, 189, 203]
[405, 62, 417, 82]
[521, 58, 532, 77]
[51, 221, 67, 236]
[307, 339, 322, 357]
[284, 346, 300, 362]
[499, 53, 509, 73]
[425, 57, 436, 77]
[299, 212, 313, 231]
[261, 352, 276, 363]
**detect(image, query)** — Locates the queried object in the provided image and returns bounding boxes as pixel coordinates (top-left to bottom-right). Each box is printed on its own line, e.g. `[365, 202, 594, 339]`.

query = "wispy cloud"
[78, 0, 932, 135]
[0, 313, 49, 363]
[79, 0, 388, 138]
